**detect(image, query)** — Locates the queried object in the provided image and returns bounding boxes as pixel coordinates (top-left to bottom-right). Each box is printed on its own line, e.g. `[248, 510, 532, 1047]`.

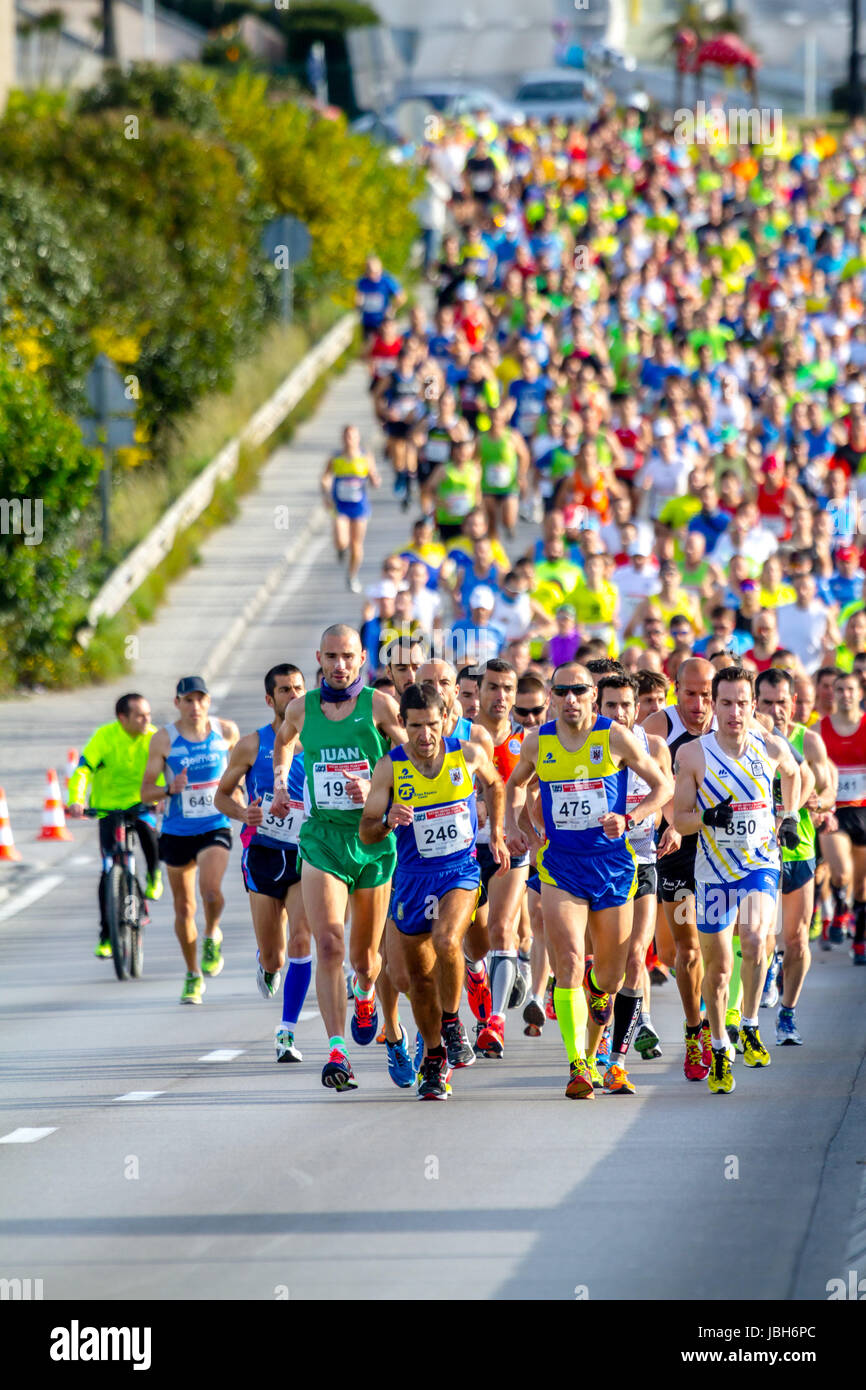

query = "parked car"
[393, 81, 525, 127]
[513, 69, 600, 122]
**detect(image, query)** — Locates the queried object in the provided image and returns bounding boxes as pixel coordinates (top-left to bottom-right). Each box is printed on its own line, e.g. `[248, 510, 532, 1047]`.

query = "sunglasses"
[552, 683, 592, 697]
[515, 704, 546, 718]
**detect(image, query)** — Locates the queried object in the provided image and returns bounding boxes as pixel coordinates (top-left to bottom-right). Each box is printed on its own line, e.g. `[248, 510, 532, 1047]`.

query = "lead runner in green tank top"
[271, 623, 405, 1093]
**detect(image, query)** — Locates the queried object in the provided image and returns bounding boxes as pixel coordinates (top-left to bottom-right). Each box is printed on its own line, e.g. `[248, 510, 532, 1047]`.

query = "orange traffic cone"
[65, 748, 78, 792]
[0, 787, 22, 861]
[36, 769, 72, 841]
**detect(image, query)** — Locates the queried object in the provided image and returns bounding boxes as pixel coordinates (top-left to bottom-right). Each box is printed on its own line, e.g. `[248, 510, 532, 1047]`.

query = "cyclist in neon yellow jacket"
[67, 692, 165, 958]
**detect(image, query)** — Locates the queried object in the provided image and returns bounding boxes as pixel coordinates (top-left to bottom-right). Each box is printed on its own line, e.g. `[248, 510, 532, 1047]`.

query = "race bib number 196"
[312, 760, 370, 811]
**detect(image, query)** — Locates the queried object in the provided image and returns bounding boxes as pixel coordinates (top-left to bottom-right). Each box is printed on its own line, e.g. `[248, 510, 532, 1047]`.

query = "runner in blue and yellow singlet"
[361, 682, 506, 1100]
[505, 662, 670, 1101]
[320, 424, 381, 595]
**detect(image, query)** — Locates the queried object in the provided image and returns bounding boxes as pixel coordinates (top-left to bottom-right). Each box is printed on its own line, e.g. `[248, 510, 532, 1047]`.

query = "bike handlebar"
[81, 803, 156, 820]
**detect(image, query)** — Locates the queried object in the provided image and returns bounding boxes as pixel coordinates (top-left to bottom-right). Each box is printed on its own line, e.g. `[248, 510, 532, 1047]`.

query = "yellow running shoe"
[707, 1046, 736, 1094]
[94, 938, 112, 959]
[740, 1023, 771, 1068]
[603, 1063, 635, 1095]
[201, 927, 224, 977]
[586, 1054, 604, 1089]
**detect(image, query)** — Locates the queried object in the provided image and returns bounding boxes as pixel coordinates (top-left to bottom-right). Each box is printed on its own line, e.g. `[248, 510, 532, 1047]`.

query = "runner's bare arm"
[766, 732, 800, 816]
[270, 695, 305, 815]
[215, 732, 261, 825]
[373, 689, 407, 747]
[358, 755, 404, 845]
[503, 729, 539, 854]
[803, 728, 837, 815]
[140, 728, 171, 805]
[671, 741, 704, 838]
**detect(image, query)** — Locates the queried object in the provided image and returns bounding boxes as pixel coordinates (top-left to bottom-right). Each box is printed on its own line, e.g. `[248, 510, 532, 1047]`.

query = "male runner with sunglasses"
[505, 663, 671, 1099]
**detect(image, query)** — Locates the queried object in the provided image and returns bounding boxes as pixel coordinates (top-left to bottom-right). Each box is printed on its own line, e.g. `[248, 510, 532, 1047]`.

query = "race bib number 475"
[550, 779, 607, 831]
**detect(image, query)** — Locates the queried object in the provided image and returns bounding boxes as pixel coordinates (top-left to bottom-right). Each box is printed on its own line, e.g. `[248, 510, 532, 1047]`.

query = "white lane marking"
[70, 855, 93, 867]
[112, 1091, 164, 1103]
[297, 1010, 319, 1022]
[198, 1049, 244, 1062]
[0, 1127, 57, 1144]
[0, 875, 64, 924]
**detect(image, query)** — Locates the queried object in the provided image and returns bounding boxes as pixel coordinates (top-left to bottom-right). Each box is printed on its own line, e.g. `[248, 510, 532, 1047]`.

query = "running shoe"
[256, 954, 281, 1000]
[808, 906, 822, 941]
[417, 1053, 449, 1100]
[345, 970, 354, 1001]
[603, 1064, 635, 1095]
[586, 1054, 604, 1090]
[275, 1026, 302, 1063]
[700, 1018, 712, 1069]
[544, 978, 557, 1020]
[523, 997, 545, 1034]
[740, 1023, 771, 1068]
[595, 1025, 612, 1070]
[649, 964, 669, 984]
[413, 1030, 424, 1076]
[94, 937, 112, 959]
[145, 868, 163, 900]
[725, 1006, 743, 1053]
[775, 1010, 802, 1046]
[707, 1046, 735, 1094]
[180, 971, 205, 1004]
[475, 1016, 505, 1058]
[201, 928, 224, 977]
[760, 952, 781, 1009]
[322, 1049, 357, 1091]
[633, 1022, 662, 1059]
[852, 942, 866, 966]
[441, 1016, 475, 1069]
[565, 1058, 595, 1100]
[347, 576, 362, 594]
[684, 1028, 710, 1081]
[385, 1027, 416, 1087]
[376, 1024, 386, 1044]
[466, 963, 492, 1022]
[829, 914, 848, 945]
[820, 918, 833, 951]
[350, 980, 378, 1046]
[584, 971, 613, 1026]
[508, 962, 529, 1010]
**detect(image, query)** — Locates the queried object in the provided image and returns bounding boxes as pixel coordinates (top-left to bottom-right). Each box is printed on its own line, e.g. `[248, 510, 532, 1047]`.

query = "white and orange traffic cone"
[0, 787, 22, 861]
[65, 748, 78, 793]
[36, 769, 72, 841]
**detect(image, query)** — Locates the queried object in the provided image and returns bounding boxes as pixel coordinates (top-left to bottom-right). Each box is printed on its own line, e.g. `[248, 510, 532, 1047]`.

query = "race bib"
[550, 779, 607, 831]
[485, 464, 513, 490]
[713, 801, 772, 850]
[364, 291, 385, 313]
[413, 802, 474, 858]
[312, 760, 371, 811]
[335, 476, 364, 503]
[446, 492, 473, 517]
[257, 792, 304, 846]
[425, 438, 451, 463]
[836, 766, 866, 804]
[180, 781, 218, 819]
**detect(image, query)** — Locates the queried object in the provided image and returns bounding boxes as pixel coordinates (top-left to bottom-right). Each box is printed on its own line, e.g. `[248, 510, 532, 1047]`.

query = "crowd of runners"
[68, 101, 866, 1100]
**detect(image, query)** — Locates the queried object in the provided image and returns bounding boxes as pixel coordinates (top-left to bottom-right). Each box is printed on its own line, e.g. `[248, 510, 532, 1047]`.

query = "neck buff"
[320, 674, 365, 704]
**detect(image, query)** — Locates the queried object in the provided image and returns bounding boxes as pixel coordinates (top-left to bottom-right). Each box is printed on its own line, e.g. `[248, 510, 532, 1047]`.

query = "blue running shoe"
[385, 1026, 415, 1088]
[596, 1024, 612, 1070]
[349, 979, 378, 1046]
[775, 1009, 802, 1045]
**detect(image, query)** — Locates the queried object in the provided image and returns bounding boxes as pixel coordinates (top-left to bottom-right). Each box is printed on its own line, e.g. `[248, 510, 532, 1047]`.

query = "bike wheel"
[128, 875, 144, 979]
[106, 863, 131, 981]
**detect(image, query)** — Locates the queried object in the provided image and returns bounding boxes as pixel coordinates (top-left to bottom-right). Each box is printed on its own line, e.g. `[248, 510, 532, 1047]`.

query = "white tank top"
[695, 730, 780, 884]
[626, 723, 656, 865]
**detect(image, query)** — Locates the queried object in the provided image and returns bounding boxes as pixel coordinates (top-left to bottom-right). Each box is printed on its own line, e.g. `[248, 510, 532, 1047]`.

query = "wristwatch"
[624, 813, 635, 831]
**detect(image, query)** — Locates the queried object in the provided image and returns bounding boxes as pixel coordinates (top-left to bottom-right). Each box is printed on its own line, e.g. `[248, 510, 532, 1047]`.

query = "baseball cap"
[846, 383, 866, 405]
[176, 676, 208, 696]
[740, 579, 757, 592]
[469, 584, 496, 610]
[653, 418, 674, 438]
[556, 603, 577, 618]
[367, 580, 398, 600]
[836, 544, 858, 562]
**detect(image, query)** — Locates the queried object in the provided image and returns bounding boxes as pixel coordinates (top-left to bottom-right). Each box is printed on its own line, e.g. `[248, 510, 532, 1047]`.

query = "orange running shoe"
[603, 1064, 635, 1095]
[376, 1025, 386, 1045]
[545, 978, 557, 1020]
[475, 1015, 505, 1058]
[466, 962, 492, 1022]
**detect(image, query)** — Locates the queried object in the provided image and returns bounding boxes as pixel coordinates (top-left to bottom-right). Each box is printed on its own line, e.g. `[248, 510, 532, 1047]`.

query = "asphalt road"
[1, 350, 865, 1304]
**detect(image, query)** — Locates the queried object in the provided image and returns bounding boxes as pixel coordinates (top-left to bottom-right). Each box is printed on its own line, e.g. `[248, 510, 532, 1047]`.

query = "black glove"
[778, 814, 800, 851]
[702, 794, 734, 830]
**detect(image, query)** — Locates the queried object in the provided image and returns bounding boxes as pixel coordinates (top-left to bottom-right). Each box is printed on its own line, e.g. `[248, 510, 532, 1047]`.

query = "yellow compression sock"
[554, 986, 588, 1064]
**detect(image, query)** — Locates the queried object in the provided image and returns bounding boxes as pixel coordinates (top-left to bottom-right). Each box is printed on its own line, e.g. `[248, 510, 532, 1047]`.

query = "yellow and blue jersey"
[331, 454, 372, 517]
[389, 737, 477, 872]
[695, 730, 780, 885]
[535, 716, 628, 859]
